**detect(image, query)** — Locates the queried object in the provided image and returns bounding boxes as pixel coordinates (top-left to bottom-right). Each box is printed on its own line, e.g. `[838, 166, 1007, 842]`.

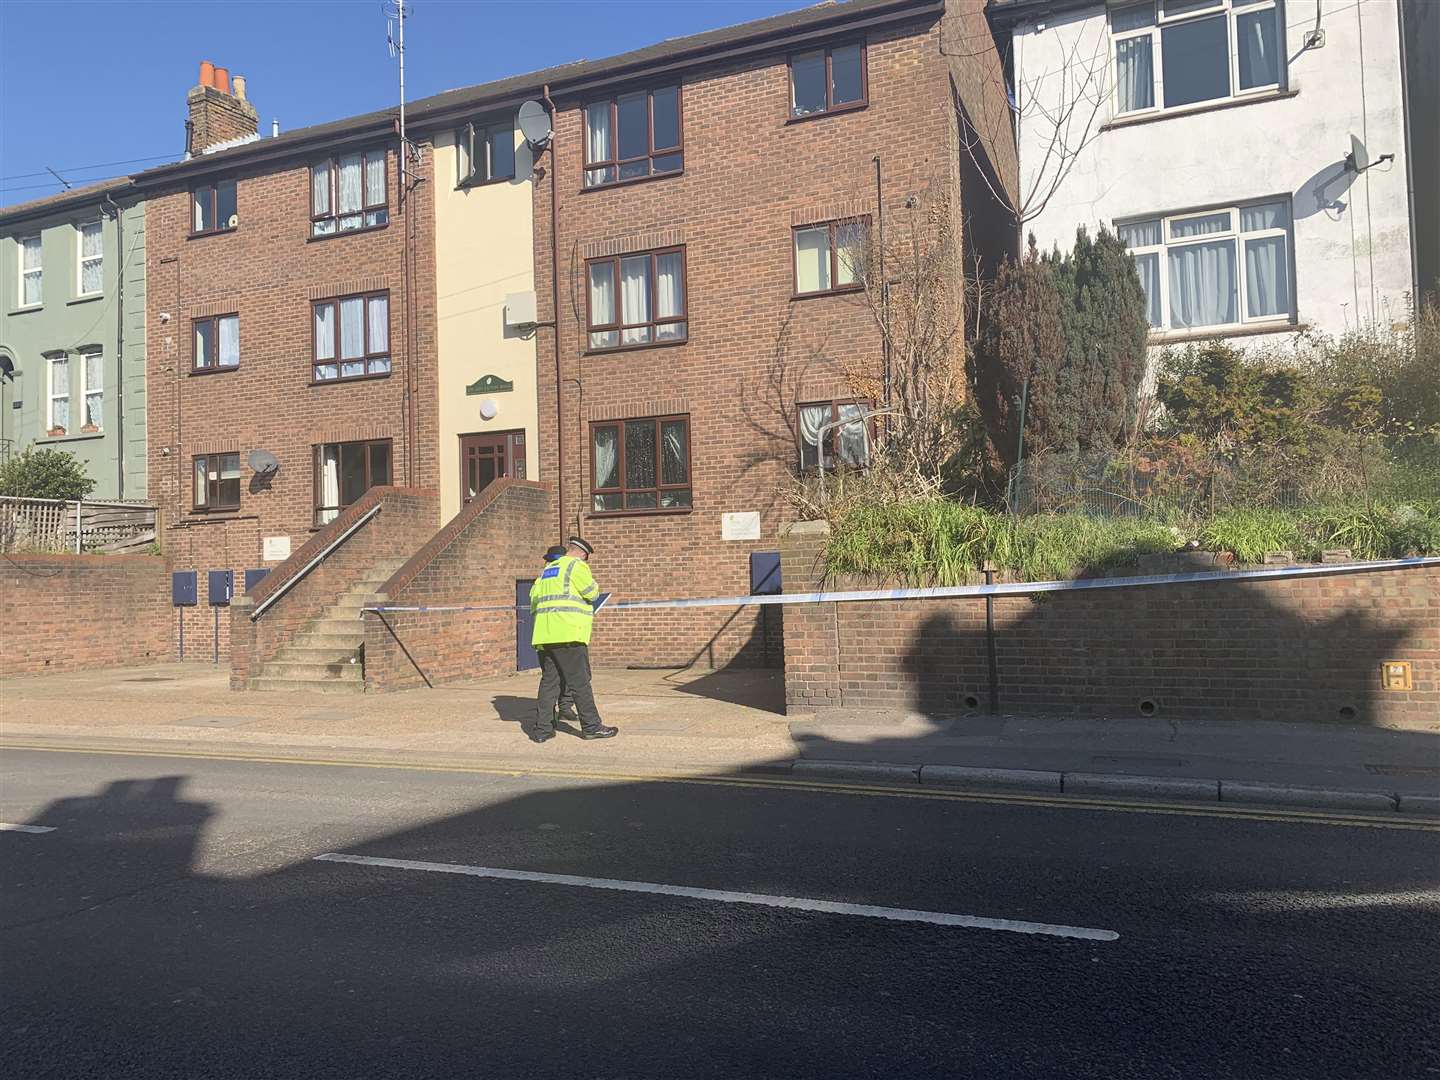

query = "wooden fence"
[0, 497, 157, 554]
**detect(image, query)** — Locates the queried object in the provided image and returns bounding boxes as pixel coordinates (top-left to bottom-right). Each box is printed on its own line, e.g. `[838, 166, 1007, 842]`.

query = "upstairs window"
[789, 42, 867, 118]
[458, 121, 516, 185]
[1118, 199, 1293, 331]
[193, 452, 241, 511]
[76, 222, 103, 296]
[1111, 0, 1283, 116]
[793, 219, 867, 296]
[591, 415, 692, 513]
[798, 401, 871, 471]
[311, 150, 388, 236]
[46, 354, 68, 434]
[585, 247, 687, 351]
[19, 235, 41, 307]
[81, 350, 103, 431]
[192, 180, 238, 235]
[312, 292, 391, 381]
[193, 314, 240, 371]
[583, 86, 682, 188]
[314, 439, 392, 526]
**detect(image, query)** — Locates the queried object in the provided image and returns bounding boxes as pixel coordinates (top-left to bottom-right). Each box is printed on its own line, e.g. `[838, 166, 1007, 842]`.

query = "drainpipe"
[874, 155, 890, 408]
[103, 193, 125, 499]
[1396, 1, 1420, 304]
[543, 83, 565, 541]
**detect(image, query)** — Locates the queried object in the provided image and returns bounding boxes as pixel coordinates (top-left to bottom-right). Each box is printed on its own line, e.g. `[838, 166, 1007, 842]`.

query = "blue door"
[516, 579, 539, 671]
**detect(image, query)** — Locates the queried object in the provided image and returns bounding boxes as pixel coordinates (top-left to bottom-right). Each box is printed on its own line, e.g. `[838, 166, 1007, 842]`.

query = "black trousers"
[535, 643, 603, 735]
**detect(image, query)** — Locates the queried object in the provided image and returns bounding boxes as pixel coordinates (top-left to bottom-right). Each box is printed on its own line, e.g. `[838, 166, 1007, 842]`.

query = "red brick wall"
[532, 13, 990, 668]
[363, 479, 552, 691]
[781, 524, 1440, 725]
[0, 555, 170, 676]
[146, 140, 440, 664]
[230, 486, 439, 688]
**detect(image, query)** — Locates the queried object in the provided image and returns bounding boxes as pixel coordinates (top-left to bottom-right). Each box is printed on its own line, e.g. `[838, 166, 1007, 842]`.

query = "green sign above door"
[466, 374, 514, 396]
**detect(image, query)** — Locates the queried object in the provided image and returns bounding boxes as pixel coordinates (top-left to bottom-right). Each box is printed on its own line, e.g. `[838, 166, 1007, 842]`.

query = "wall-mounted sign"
[262, 535, 292, 562]
[721, 511, 761, 541]
[1380, 660, 1413, 691]
[466, 374, 514, 396]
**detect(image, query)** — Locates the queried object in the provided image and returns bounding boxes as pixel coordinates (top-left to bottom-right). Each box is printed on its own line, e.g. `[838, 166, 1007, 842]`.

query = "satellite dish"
[517, 100, 553, 148]
[1345, 134, 1367, 174]
[478, 398, 499, 421]
[247, 449, 280, 475]
[0, 353, 14, 381]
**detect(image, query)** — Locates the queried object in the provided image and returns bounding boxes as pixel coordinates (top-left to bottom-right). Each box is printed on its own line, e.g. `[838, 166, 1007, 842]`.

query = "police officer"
[529, 536, 617, 743]
[542, 544, 580, 727]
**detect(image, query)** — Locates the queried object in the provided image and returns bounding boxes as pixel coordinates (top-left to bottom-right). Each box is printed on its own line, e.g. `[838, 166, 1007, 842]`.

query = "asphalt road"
[2, 748, 1437, 1079]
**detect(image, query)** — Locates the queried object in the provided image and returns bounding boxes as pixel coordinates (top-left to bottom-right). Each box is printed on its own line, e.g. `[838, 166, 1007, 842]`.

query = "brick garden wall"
[781, 523, 1440, 726]
[229, 486, 438, 688]
[0, 555, 170, 676]
[363, 479, 552, 691]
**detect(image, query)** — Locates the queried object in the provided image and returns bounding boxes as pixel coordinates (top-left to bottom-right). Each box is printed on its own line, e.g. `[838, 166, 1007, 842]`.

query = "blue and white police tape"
[361, 555, 1440, 615]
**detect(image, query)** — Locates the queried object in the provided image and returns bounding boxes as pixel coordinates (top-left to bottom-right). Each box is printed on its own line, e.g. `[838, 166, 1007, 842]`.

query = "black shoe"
[530, 729, 556, 743]
[580, 725, 618, 740]
[558, 709, 580, 725]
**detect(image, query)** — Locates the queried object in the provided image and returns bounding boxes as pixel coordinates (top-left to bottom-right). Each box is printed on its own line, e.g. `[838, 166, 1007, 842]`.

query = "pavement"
[2, 662, 1438, 815]
[2, 747, 1437, 1078]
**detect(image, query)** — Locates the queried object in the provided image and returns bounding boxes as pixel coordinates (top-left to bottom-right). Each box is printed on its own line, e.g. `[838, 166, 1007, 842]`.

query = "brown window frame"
[590, 414, 693, 516]
[191, 313, 240, 373]
[311, 290, 392, 383]
[787, 41, 869, 120]
[457, 120, 517, 188]
[192, 452, 241, 512]
[190, 179, 238, 238]
[584, 246, 689, 354]
[791, 217, 870, 299]
[312, 438, 393, 527]
[309, 149, 390, 237]
[582, 85, 684, 190]
[798, 399, 875, 471]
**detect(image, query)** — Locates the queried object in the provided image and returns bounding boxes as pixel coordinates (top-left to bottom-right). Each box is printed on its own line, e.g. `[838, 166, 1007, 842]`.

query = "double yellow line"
[3, 740, 1436, 832]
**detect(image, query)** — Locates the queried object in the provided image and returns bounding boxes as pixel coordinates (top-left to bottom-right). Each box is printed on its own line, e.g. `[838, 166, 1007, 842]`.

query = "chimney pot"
[199, 60, 215, 88]
[214, 66, 231, 94]
[233, 74, 247, 101]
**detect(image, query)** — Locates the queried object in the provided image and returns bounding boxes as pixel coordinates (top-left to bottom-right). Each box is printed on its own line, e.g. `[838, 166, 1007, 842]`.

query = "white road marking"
[0, 823, 55, 833]
[314, 853, 1119, 942]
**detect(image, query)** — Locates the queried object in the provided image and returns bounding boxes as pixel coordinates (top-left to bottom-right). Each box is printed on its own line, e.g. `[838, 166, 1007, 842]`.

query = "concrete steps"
[248, 677, 364, 695]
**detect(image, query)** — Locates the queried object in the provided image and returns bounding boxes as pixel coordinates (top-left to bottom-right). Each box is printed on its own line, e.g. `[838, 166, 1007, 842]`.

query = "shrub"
[0, 447, 96, 500]
[1199, 509, 1304, 563]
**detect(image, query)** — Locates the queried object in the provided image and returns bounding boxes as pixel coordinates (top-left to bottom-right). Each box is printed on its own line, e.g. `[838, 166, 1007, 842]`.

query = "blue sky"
[0, 0, 814, 207]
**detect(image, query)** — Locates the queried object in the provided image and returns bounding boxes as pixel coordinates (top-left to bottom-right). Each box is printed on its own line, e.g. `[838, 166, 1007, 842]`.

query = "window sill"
[8, 304, 42, 316]
[1103, 87, 1299, 132]
[67, 293, 103, 306]
[587, 508, 694, 521]
[307, 222, 389, 243]
[37, 431, 105, 445]
[791, 285, 864, 302]
[189, 365, 240, 376]
[584, 336, 689, 357]
[785, 101, 868, 126]
[187, 508, 242, 519]
[579, 169, 683, 195]
[458, 174, 519, 190]
[188, 227, 238, 241]
[1148, 320, 1304, 346]
[308, 371, 393, 387]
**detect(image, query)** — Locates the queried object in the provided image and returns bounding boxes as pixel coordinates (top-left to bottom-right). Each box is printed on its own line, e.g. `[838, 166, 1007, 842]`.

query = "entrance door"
[516, 579, 539, 671]
[459, 430, 525, 505]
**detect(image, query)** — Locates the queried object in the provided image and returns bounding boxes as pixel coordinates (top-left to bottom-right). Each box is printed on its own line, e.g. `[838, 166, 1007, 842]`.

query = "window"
[192, 180, 238, 235]
[1118, 199, 1293, 331]
[312, 292, 391, 381]
[789, 42, 867, 118]
[586, 248, 687, 351]
[793, 219, 867, 296]
[46, 355, 68, 434]
[458, 121, 516, 185]
[314, 439, 392, 526]
[193, 453, 241, 511]
[193, 314, 240, 371]
[76, 222, 103, 295]
[591, 416, 691, 513]
[583, 86, 682, 188]
[1111, 0, 1283, 117]
[19, 235, 41, 306]
[81, 351, 103, 431]
[311, 150, 388, 236]
[798, 401, 871, 470]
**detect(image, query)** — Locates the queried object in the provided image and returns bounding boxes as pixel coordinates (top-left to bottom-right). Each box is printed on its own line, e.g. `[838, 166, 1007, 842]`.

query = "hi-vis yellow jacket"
[529, 555, 599, 646]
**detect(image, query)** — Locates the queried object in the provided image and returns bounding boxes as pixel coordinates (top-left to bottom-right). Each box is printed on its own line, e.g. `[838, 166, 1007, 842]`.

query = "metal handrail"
[250, 503, 381, 621]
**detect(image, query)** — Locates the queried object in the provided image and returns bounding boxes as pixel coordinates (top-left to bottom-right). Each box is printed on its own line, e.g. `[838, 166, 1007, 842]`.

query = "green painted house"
[0, 180, 148, 500]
